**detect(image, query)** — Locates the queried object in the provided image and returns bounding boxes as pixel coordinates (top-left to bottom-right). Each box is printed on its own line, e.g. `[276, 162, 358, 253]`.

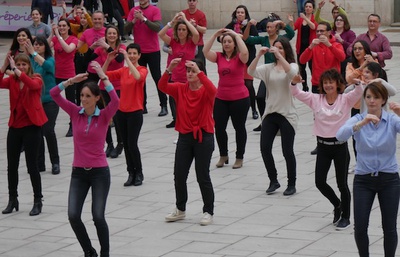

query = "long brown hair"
[14, 54, 34, 77]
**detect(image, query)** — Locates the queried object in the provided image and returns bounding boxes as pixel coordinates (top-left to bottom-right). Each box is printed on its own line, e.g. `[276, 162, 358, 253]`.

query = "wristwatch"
[143, 17, 148, 22]
[32, 52, 38, 58]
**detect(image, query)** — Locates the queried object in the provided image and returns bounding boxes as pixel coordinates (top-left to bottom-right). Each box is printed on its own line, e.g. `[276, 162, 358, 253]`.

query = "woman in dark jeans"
[160, 59, 216, 225]
[26, 36, 61, 175]
[50, 61, 119, 257]
[337, 82, 400, 257]
[0, 53, 47, 216]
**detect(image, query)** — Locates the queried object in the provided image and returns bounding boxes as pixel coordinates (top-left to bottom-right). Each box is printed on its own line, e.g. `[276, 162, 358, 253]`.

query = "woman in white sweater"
[248, 37, 298, 196]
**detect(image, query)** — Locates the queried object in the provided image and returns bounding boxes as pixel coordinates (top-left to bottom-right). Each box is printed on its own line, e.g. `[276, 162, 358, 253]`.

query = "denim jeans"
[68, 167, 110, 257]
[115, 110, 143, 175]
[353, 172, 400, 257]
[213, 97, 250, 159]
[174, 132, 215, 215]
[39, 101, 60, 167]
[260, 113, 296, 186]
[315, 139, 351, 219]
[7, 126, 42, 199]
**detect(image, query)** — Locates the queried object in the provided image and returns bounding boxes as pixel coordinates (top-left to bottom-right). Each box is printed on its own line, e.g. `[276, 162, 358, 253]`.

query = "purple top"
[331, 29, 356, 57]
[50, 84, 119, 168]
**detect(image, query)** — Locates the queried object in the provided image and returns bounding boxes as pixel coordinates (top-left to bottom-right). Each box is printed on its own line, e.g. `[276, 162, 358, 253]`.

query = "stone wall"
[158, 0, 395, 28]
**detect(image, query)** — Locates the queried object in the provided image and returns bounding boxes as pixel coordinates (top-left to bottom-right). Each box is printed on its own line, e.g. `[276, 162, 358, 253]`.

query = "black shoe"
[253, 124, 261, 132]
[123, 173, 134, 187]
[29, 198, 43, 216]
[52, 164, 60, 175]
[121, 36, 127, 43]
[110, 143, 123, 158]
[105, 144, 114, 157]
[266, 181, 280, 194]
[283, 186, 296, 196]
[310, 146, 318, 155]
[84, 248, 98, 257]
[166, 120, 175, 128]
[252, 110, 259, 120]
[336, 218, 350, 230]
[158, 106, 168, 117]
[333, 205, 341, 225]
[65, 125, 73, 137]
[2, 197, 19, 214]
[133, 173, 143, 186]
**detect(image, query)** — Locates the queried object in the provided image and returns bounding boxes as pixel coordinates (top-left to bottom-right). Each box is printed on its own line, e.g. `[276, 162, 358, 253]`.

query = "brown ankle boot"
[215, 156, 229, 168]
[232, 159, 243, 169]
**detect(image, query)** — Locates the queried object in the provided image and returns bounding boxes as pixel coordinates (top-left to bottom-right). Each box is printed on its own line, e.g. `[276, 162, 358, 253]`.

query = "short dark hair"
[318, 21, 332, 31]
[31, 7, 43, 16]
[368, 14, 381, 22]
[191, 58, 205, 73]
[304, 0, 315, 9]
[363, 82, 388, 107]
[126, 43, 141, 54]
[318, 68, 345, 94]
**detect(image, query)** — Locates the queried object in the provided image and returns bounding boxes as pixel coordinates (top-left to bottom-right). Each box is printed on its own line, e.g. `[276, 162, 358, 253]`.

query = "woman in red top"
[160, 59, 217, 226]
[158, 11, 199, 128]
[9, 28, 34, 57]
[104, 43, 148, 187]
[0, 54, 48, 216]
[293, 0, 317, 92]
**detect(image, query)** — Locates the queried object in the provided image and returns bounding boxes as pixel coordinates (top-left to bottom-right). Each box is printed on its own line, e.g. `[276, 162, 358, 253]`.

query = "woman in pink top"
[50, 61, 119, 257]
[159, 11, 199, 128]
[203, 28, 249, 169]
[90, 25, 126, 158]
[291, 69, 364, 230]
[50, 18, 78, 137]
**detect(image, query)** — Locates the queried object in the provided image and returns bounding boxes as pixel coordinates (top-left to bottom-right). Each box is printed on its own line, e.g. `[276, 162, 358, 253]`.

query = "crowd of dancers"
[0, 0, 399, 256]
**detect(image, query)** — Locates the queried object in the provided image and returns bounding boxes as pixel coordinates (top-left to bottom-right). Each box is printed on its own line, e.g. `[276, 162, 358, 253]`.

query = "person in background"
[158, 11, 199, 128]
[50, 62, 119, 257]
[27, 8, 51, 40]
[223, 5, 259, 120]
[61, 2, 84, 25]
[315, 0, 347, 27]
[9, 28, 34, 58]
[293, 0, 310, 17]
[104, 43, 148, 187]
[101, 0, 127, 42]
[337, 82, 400, 257]
[248, 38, 299, 196]
[50, 19, 78, 137]
[331, 14, 355, 82]
[182, 0, 207, 71]
[127, 0, 167, 116]
[31, 0, 54, 24]
[26, 36, 61, 175]
[347, 14, 392, 68]
[293, 0, 317, 92]
[0, 53, 47, 216]
[203, 28, 249, 169]
[244, 15, 295, 131]
[160, 59, 216, 226]
[291, 69, 363, 229]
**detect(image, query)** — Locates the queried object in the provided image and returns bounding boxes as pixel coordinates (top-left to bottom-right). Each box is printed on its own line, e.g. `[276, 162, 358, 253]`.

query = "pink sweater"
[50, 84, 119, 167]
[291, 84, 363, 138]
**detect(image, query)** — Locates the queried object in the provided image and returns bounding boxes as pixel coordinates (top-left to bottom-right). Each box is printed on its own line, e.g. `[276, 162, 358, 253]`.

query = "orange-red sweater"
[106, 66, 148, 112]
[0, 72, 47, 128]
[158, 71, 217, 143]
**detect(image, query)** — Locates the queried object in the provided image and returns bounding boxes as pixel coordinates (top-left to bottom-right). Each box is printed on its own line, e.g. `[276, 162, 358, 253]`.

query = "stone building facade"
[158, 0, 397, 28]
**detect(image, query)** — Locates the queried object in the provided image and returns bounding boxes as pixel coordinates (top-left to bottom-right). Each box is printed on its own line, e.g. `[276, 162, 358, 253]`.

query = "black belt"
[317, 139, 346, 145]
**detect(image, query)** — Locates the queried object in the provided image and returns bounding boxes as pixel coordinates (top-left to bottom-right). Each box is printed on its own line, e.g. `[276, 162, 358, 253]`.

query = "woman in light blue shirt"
[337, 82, 400, 257]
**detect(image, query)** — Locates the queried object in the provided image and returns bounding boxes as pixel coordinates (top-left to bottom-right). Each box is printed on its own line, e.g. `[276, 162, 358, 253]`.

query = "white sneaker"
[165, 208, 185, 222]
[200, 212, 213, 226]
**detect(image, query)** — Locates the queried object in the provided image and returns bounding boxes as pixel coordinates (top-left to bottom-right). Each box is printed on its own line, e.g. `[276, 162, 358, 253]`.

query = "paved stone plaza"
[0, 27, 399, 257]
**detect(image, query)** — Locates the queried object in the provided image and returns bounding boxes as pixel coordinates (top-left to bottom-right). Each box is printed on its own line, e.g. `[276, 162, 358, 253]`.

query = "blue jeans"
[68, 167, 110, 257]
[174, 132, 215, 214]
[353, 173, 400, 257]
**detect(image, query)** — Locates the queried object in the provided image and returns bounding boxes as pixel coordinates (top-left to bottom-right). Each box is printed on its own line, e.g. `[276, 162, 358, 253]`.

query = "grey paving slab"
[0, 27, 399, 256]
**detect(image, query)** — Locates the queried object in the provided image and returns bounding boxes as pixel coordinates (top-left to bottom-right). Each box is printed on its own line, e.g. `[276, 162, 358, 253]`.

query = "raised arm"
[203, 29, 225, 63]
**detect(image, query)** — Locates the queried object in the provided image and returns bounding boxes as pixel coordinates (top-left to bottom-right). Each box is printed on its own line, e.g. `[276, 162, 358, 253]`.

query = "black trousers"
[38, 101, 60, 167]
[174, 132, 215, 215]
